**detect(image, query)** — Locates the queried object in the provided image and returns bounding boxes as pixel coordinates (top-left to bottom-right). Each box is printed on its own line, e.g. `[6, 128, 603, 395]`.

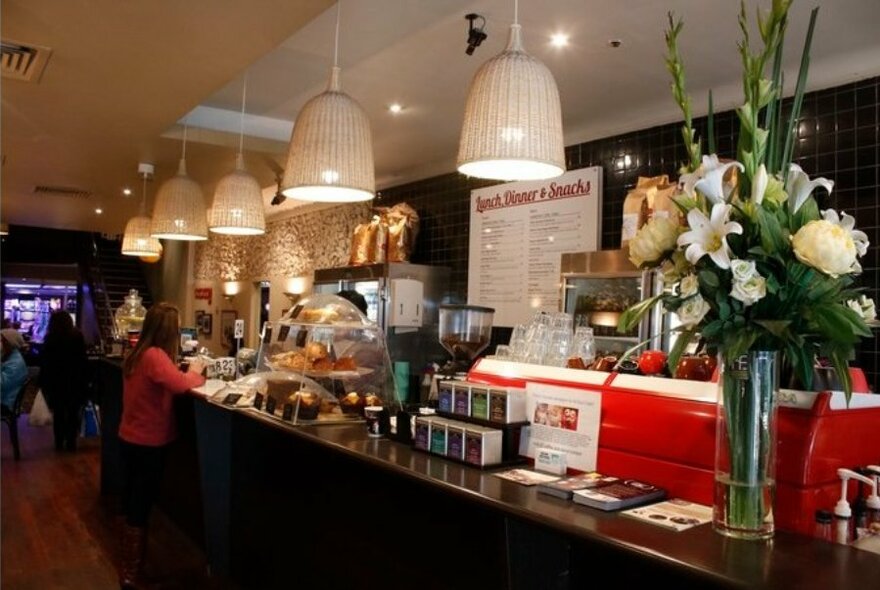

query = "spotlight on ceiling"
[465, 13, 487, 56]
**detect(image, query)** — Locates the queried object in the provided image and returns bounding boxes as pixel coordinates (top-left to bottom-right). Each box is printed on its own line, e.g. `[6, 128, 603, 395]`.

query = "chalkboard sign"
[254, 392, 264, 410]
[222, 393, 242, 406]
[262, 323, 273, 343]
[277, 325, 291, 343]
[282, 403, 294, 421]
[265, 397, 277, 415]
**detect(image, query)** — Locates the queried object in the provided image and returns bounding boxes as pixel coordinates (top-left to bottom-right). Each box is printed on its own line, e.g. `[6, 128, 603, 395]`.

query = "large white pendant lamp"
[151, 120, 208, 241]
[209, 73, 266, 235]
[457, 0, 565, 181]
[281, 2, 375, 203]
[121, 165, 163, 257]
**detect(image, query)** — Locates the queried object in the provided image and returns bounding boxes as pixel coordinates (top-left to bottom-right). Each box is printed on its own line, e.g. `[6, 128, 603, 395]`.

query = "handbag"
[28, 389, 54, 427]
[80, 401, 101, 437]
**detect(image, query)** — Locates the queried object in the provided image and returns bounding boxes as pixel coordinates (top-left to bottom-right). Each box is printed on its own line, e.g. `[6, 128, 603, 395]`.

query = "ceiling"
[3, 0, 880, 235]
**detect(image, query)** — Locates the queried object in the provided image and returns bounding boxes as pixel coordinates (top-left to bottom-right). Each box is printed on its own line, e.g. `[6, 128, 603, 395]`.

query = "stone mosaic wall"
[194, 203, 370, 281]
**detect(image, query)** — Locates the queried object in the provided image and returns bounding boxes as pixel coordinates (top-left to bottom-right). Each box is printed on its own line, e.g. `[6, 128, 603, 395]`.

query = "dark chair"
[2, 368, 40, 460]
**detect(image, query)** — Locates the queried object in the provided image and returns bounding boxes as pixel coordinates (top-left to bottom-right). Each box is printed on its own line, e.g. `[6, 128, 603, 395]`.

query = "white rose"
[730, 259, 758, 283]
[847, 299, 865, 318]
[629, 217, 680, 267]
[860, 295, 877, 322]
[731, 276, 766, 306]
[679, 274, 699, 297]
[792, 220, 858, 278]
[677, 294, 711, 328]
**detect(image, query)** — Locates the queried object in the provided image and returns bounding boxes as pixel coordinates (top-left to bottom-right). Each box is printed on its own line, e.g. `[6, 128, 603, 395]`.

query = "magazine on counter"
[621, 499, 713, 531]
[537, 472, 620, 500]
[572, 479, 665, 511]
[493, 469, 561, 486]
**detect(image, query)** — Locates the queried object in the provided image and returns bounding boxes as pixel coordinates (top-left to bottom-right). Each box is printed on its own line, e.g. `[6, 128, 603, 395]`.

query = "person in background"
[1, 329, 28, 412]
[1, 320, 28, 353]
[337, 289, 369, 316]
[39, 311, 88, 451]
[117, 302, 205, 590]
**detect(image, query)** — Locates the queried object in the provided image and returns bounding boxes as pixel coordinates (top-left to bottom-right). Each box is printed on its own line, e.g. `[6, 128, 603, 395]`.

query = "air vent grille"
[1, 41, 52, 83]
[34, 185, 93, 199]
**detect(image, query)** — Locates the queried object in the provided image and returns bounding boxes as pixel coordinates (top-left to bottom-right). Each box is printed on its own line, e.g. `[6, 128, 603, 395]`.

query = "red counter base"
[468, 359, 880, 536]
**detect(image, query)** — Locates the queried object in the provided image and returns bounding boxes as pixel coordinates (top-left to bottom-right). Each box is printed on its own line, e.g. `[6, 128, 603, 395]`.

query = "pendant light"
[121, 164, 163, 257]
[280, 1, 375, 203]
[209, 73, 266, 235]
[151, 119, 209, 240]
[457, 0, 565, 181]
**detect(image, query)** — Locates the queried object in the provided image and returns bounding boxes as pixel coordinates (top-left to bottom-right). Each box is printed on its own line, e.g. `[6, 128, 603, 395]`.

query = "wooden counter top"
[203, 399, 880, 589]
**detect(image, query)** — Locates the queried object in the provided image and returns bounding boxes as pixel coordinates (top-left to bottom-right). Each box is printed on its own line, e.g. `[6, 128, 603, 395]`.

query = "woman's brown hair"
[123, 302, 180, 377]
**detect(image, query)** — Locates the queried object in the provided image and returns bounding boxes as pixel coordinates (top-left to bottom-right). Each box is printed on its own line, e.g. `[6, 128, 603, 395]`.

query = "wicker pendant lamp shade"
[209, 154, 266, 235]
[457, 23, 565, 181]
[122, 170, 162, 257]
[151, 158, 208, 241]
[281, 3, 374, 203]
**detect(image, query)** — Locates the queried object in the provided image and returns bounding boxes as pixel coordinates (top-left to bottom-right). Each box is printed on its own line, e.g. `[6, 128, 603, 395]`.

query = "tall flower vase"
[713, 350, 779, 540]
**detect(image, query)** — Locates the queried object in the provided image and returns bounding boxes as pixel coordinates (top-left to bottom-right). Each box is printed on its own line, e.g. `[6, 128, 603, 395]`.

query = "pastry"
[289, 391, 320, 420]
[364, 394, 382, 407]
[311, 357, 334, 372]
[305, 342, 329, 360]
[333, 356, 357, 371]
[319, 398, 338, 414]
[266, 380, 295, 412]
[339, 391, 365, 415]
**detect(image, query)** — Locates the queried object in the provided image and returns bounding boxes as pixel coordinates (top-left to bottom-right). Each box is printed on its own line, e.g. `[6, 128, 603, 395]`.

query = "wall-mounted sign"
[195, 287, 213, 306]
[468, 167, 602, 327]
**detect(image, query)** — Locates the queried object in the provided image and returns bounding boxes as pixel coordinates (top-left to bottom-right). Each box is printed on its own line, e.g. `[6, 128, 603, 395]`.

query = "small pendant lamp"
[457, 0, 565, 181]
[151, 120, 209, 240]
[209, 73, 266, 235]
[121, 166, 163, 257]
[281, 1, 375, 203]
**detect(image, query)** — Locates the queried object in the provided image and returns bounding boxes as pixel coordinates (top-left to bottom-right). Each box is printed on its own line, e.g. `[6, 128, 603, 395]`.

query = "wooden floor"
[1, 416, 236, 590]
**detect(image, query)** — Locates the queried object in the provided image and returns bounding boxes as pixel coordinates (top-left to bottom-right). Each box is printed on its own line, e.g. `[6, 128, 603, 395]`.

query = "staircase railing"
[83, 234, 119, 344]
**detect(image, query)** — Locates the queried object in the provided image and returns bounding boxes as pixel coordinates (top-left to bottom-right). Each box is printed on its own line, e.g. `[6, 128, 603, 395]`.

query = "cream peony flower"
[677, 294, 711, 327]
[730, 259, 758, 283]
[679, 274, 699, 297]
[786, 163, 834, 214]
[792, 220, 858, 277]
[731, 275, 766, 306]
[629, 217, 680, 267]
[677, 203, 743, 269]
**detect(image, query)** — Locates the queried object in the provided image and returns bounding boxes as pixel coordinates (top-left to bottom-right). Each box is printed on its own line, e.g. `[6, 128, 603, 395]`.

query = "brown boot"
[118, 524, 146, 589]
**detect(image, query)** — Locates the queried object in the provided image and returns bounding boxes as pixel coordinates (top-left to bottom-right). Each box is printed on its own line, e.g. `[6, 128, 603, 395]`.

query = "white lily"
[693, 155, 744, 204]
[786, 163, 834, 214]
[677, 203, 743, 269]
[822, 209, 869, 257]
[678, 155, 717, 199]
[751, 164, 768, 205]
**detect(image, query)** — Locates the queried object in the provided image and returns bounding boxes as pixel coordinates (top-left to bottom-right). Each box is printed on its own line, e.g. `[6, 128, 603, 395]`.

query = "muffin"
[364, 394, 382, 407]
[289, 391, 321, 420]
[305, 342, 329, 361]
[333, 356, 357, 371]
[311, 357, 334, 372]
[339, 391, 365, 415]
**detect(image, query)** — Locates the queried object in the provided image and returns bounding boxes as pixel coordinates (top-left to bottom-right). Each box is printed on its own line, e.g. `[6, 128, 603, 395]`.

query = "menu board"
[468, 167, 602, 327]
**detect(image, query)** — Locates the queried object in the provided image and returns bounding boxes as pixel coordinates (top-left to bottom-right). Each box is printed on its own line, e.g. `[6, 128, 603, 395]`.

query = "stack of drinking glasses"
[493, 312, 596, 369]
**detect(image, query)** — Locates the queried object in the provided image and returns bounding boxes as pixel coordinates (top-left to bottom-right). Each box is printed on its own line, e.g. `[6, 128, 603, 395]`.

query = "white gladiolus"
[751, 164, 768, 205]
[677, 203, 743, 269]
[629, 217, 680, 267]
[791, 220, 858, 277]
[679, 274, 699, 297]
[677, 294, 711, 327]
[731, 275, 767, 306]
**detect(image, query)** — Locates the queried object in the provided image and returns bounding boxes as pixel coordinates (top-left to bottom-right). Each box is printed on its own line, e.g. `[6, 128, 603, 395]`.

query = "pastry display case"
[250, 293, 397, 424]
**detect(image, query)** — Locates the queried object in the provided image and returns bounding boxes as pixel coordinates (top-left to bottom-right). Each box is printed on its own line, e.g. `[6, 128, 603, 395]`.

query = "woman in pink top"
[117, 302, 205, 590]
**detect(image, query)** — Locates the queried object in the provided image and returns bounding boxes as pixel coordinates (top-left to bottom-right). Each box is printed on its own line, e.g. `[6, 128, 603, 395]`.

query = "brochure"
[621, 499, 713, 531]
[492, 468, 561, 486]
[572, 479, 665, 511]
[537, 472, 619, 500]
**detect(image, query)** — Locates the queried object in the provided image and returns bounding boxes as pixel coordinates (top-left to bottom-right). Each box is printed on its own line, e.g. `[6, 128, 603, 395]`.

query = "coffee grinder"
[438, 304, 495, 376]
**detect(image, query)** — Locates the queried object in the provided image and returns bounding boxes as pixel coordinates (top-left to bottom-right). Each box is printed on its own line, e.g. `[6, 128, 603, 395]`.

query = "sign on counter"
[519, 383, 602, 473]
[467, 167, 602, 326]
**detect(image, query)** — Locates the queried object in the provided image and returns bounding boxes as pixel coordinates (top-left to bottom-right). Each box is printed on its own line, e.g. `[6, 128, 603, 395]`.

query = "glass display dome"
[249, 293, 398, 424]
[115, 289, 147, 341]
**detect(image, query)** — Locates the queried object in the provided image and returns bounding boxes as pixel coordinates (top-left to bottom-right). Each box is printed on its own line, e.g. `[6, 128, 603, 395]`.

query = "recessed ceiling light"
[388, 103, 403, 114]
[550, 33, 569, 48]
[607, 39, 623, 48]
[123, 187, 132, 196]
[95, 208, 103, 215]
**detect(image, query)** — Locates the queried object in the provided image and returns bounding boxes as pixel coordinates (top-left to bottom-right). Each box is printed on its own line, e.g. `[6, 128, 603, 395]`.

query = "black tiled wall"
[376, 77, 880, 385]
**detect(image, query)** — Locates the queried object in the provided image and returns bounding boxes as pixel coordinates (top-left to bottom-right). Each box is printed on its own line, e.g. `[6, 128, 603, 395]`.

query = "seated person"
[1, 329, 29, 413]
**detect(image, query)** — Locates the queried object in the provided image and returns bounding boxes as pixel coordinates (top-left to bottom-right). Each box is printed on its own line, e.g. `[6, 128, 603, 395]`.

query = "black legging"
[120, 441, 167, 528]
[51, 402, 81, 450]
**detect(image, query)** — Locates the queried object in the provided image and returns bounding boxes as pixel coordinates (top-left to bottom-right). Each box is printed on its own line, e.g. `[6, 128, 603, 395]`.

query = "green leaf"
[698, 270, 720, 289]
[756, 206, 788, 255]
[829, 348, 853, 406]
[618, 295, 662, 333]
[781, 7, 818, 180]
[719, 301, 732, 321]
[755, 319, 791, 338]
[701, 320, 724, 339]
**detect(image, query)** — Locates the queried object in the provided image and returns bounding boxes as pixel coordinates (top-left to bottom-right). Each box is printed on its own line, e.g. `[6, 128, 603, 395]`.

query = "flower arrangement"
[620, 0, 873, 401]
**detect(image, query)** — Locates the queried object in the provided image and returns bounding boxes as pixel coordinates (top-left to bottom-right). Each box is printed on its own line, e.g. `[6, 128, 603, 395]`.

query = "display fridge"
[312, 263, 451, 397]
[560, 250, 678, 356]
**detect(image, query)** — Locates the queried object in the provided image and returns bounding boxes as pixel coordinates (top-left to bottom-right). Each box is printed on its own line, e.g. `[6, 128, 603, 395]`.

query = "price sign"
[282, 403, 294, 421]
[215, 357, 236, 379]
[234, 319, 244, 339]
[277, 325, 291, 343]
[222, 393, 242, 406]
[254, 392, 264, 410]
[261, 323, 272, 343]
[265, 397, 277, 415]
